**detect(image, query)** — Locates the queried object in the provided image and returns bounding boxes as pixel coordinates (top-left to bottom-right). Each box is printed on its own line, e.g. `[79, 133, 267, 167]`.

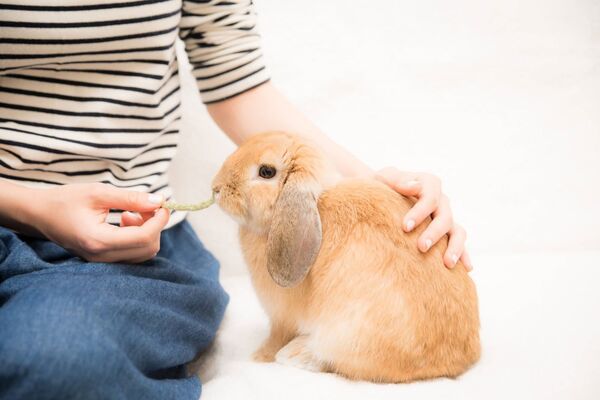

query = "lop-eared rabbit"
[212, 132, 480, 382]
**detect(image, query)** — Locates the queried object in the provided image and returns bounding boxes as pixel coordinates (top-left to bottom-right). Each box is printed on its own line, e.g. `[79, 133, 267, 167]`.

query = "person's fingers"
[461, 248, 473, 272]
[376, 167, 470, 270]
[110, 241, 161, 263]
[106, 210, 169, 261]
[140, 207, 170, 233]
[402, 176, 441, 233]
[442, 224, 467, 269]
[121, 211, 154, 226]
[375, 169, 443, 232]
[108, 208, 170, 247]
[82, 208, 170, 253]
[139, 211, 154, 222]
[417, 195, 453, 253]
[91, 184, 163, 212]
[120, 211, 144, 227]
[84, 244, 159, 264]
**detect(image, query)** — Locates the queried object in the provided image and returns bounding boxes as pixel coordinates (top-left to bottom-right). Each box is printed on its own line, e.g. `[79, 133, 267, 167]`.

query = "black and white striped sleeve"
[179, 0, 270, 104]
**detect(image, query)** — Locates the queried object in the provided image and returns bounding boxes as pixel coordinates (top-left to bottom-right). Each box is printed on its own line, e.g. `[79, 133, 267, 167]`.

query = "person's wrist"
[341, 162, 373, 179]
[13, 186, 49, 236]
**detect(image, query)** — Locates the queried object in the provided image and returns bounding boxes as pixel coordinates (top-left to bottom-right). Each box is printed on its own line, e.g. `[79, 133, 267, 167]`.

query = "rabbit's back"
[306, 178, 480, 382]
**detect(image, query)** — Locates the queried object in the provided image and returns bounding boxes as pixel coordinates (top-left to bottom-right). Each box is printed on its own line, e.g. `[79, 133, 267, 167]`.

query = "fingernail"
[424, 238, 432, 251]
[451, 253, 459, 266]
[405, 219, 415, 232]
[148, 194, 163, 204]
[404, 180, 419, 187]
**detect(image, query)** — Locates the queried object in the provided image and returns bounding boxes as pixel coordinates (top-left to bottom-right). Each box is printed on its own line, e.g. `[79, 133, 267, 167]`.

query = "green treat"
[161, 193, 215, 211]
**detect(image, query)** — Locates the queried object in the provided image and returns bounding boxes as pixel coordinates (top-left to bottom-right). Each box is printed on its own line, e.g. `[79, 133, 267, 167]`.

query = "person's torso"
[0, 0, 185, 225]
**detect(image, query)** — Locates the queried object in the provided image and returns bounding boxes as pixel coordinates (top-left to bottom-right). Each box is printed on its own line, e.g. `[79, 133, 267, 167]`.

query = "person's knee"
[0, 299, 123, 399]
[2, 337, 112, 398]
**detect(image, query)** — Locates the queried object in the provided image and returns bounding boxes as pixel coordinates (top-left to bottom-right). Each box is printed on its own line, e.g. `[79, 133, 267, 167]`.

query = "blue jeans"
[0, 220, 229, 400]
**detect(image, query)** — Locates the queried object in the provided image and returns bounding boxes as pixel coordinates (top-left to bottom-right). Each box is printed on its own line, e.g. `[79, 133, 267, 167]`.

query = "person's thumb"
[93, 185, 163, 212]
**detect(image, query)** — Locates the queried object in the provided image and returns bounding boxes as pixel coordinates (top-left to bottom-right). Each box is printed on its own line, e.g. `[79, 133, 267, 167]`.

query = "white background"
[168, 1, 600, 398]
[172, 0, 600, 274]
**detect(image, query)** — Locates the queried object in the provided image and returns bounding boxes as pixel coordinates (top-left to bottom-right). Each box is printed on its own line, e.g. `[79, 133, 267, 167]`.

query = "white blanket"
[196, 252, 600, 400]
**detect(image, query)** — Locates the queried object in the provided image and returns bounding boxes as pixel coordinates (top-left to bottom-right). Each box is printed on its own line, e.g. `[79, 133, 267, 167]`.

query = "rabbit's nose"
[212, 184, 222, 195]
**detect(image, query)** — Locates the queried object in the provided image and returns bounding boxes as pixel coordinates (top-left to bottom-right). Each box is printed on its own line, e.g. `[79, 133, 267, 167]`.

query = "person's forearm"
[206, 82, 372, 178]
[0, 180, 41, 235]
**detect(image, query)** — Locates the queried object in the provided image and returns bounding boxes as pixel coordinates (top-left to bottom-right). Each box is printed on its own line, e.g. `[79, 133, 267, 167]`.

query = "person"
[0, 1, 472, 399]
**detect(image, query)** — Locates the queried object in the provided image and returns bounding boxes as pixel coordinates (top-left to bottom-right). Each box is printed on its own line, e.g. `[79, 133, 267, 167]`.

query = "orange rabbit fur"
[212, 131, 480, 382]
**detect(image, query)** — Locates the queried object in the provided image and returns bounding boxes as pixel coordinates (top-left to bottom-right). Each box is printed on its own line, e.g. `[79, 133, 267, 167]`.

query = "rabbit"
[211, 131, 480, 383]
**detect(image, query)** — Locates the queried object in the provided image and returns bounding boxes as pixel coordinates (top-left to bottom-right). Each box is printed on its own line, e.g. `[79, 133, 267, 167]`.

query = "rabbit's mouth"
[213, 185, 248, 225]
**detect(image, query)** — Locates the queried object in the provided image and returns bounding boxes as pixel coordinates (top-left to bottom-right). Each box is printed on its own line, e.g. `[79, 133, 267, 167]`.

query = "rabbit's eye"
[258, 165, 277, 179]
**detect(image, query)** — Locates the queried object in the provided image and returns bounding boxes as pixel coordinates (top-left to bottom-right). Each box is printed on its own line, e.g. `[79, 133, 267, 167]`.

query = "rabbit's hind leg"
[275, 335, 327, 372]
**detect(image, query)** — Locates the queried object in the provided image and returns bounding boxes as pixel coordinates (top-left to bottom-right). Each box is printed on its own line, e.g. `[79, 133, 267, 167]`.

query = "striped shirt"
[0, 0, 269, 227]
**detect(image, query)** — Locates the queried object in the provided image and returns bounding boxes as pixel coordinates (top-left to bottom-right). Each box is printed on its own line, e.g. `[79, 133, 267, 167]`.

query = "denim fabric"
[0, 220, 229, 400]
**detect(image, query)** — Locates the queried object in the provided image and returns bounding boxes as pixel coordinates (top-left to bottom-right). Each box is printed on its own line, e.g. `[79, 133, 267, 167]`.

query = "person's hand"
[375, 168, 472, 271]
[31, 183, 170, 263]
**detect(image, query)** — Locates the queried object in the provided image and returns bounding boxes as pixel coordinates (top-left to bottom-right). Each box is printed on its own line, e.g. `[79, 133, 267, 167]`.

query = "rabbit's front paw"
[252, 346, 277, 362]
[275, 335, 324, 372]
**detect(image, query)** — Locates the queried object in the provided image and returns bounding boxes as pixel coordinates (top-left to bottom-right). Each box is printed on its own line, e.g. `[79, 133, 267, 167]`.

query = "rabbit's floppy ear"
[266, 177, 322, 288]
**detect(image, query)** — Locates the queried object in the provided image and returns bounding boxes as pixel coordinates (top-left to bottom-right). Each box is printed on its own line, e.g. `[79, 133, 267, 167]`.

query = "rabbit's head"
[212, 131, 338, 287]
